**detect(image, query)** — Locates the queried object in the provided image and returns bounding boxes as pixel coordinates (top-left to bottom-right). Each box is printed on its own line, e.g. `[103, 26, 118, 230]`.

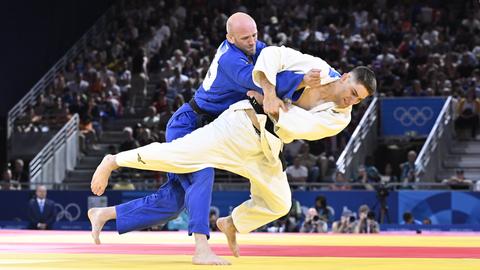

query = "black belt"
[188, 99, 216, 128]
[248, 97, 286, 171]
[248, 97, 278, 138]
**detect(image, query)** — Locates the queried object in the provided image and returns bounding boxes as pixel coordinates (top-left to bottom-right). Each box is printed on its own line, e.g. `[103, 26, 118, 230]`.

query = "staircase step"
[437, 168, 480, 181]
[443, 156, 480, 168]
[65, 169, 95, 182]
[450, 143, 480, 154]
[103, 118, 143, 130]
[76, 156, 104, 169]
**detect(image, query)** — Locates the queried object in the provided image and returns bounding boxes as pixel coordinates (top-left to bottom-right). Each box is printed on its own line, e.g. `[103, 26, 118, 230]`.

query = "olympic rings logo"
[393, 107, 434, 127]
[55, 203, 81, 221]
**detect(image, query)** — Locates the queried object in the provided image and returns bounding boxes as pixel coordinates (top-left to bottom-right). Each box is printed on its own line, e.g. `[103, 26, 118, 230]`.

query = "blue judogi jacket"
[194, 40, 307, 116]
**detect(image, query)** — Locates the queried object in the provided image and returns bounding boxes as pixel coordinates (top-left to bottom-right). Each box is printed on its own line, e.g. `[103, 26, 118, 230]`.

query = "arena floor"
[0, 229, 479, 270]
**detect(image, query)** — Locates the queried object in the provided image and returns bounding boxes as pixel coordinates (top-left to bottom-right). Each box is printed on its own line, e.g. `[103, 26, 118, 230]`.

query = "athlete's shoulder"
[256, 40, 267, 50]
[218, 42, 249, 64]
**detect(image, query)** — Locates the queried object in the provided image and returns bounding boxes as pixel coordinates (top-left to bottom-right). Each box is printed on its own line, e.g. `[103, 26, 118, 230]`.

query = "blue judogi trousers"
[115, 103, 214, 237]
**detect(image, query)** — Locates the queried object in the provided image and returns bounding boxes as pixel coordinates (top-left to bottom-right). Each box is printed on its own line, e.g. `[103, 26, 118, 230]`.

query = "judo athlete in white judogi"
[90, 45, 376, 256]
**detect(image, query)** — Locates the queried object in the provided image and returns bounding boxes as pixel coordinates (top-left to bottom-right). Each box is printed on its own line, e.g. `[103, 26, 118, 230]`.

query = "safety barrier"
[415, 96, 454, 182]
[29, 114, 79, 188]
[336, 97, 378, 177]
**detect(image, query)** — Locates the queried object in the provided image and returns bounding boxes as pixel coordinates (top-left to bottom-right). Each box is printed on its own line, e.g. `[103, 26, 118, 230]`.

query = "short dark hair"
[403, 212, 413, 222]
[351, 66, 377, 96]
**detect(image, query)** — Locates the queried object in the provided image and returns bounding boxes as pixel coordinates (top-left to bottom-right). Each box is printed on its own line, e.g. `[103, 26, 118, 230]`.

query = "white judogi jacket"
[230, 46, 352, 164]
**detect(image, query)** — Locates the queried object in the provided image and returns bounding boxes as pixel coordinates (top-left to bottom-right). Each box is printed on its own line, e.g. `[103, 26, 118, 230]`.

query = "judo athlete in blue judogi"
[89, 12, 287, 266]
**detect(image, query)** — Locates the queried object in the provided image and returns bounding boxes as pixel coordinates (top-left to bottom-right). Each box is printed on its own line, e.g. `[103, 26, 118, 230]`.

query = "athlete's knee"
[269, 197, 291, 217]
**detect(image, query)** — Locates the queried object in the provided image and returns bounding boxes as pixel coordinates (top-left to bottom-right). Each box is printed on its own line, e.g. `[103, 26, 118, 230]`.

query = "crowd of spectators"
[10, 0, 480, 190]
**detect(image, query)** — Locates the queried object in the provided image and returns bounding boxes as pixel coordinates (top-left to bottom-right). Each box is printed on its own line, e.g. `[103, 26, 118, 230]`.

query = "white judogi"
[116, 46, 352, 233]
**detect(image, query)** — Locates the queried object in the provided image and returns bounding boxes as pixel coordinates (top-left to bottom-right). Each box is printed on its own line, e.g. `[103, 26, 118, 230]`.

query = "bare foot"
[192, 251, 231, 265]
[91, 154, 118, 196]
[192, 233, 230, 265]
[217, 216, 239, 257]
[88, 208, 108, 245]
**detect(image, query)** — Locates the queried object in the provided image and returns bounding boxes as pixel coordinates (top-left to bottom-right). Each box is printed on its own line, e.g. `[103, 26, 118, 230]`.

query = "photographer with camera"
[300, 208, 327, 233]
[354, 205, 380, 234]
[332, 208, 356, 233]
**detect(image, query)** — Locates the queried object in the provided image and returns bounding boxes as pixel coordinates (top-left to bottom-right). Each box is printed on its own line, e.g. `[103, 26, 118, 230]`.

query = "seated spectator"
[284, 140, 305, 164]
[455, 89, 480, 139]
[158, 104, 173, 131]
[16, 106, 43, 133]
[172, 93, 185, 111]
[181, 79, 195, 102]
[33, 93, 47, 116]
[300, 208, 327, 233]
[404, 80, 426, 96]
[12, 159, 29, 185]
[67, 72, 89, 94]
[88, 71, 105, 95]
[286, 157, 308, 189]
[296, 143, 320, 183]
[330, 170, 352, 190]
[401, 212, 422, 225]
[105, 91, 122, 118]
[112, 178, 136, 190]
[78, 116, 98, 152]
[135, 124, 155, 146]
[353, 165, 374, 190]
[142, 106, 160, 131]
[1, 168, 21, 190]
[363, 155, 382, 185]
[27, 185, 57, 230]
[400, 150, 417, 188]
[380, 163, 398, 183]
[119, 127, 141, 152]
[354, 205, 379, 233]
[152, 86, 169, 114]
[442, 169, 473, 190]
[105, 76, 121, 97]
[332, 207, 356, 233]
[49, 97, 72, 128]
[168, 67, 189, 99]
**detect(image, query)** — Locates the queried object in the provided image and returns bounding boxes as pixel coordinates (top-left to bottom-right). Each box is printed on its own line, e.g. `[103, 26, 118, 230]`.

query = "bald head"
[226, 12, 256, 34]
[226, 12, 258, 55]
[36, 185, 47, 199]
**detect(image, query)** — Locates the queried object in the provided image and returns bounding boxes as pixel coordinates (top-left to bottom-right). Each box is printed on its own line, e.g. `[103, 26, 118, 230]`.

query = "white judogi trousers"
[116, 100, 291, 233]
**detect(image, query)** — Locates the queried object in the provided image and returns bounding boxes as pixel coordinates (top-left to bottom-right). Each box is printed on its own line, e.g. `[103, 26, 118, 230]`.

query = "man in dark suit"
[27, 185, 57, 230]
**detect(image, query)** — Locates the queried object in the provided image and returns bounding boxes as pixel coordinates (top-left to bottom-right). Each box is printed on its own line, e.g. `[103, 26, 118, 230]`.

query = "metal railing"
[415, 96, 454, 182]
[336, 96, 378, 178]
[10, 178, 475, 191]
[29, 114, 79, 189]
[6, 6, 113, 141]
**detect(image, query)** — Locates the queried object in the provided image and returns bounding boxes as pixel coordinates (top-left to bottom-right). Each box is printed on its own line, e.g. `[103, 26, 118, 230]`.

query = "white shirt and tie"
[37, 198, 45, 213]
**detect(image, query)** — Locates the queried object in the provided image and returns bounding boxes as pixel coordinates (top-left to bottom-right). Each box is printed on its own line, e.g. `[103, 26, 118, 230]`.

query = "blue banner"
[2, 190, 480, 228]
[380, 97, 445, 136]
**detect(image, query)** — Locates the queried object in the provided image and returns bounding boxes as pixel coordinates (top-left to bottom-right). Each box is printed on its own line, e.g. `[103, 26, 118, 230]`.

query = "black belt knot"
[189, 99, 215, 128]
[248, 97, 286, 171]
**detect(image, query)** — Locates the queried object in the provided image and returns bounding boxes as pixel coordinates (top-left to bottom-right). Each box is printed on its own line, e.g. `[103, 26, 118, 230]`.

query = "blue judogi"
[115, 41, 309, 236]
